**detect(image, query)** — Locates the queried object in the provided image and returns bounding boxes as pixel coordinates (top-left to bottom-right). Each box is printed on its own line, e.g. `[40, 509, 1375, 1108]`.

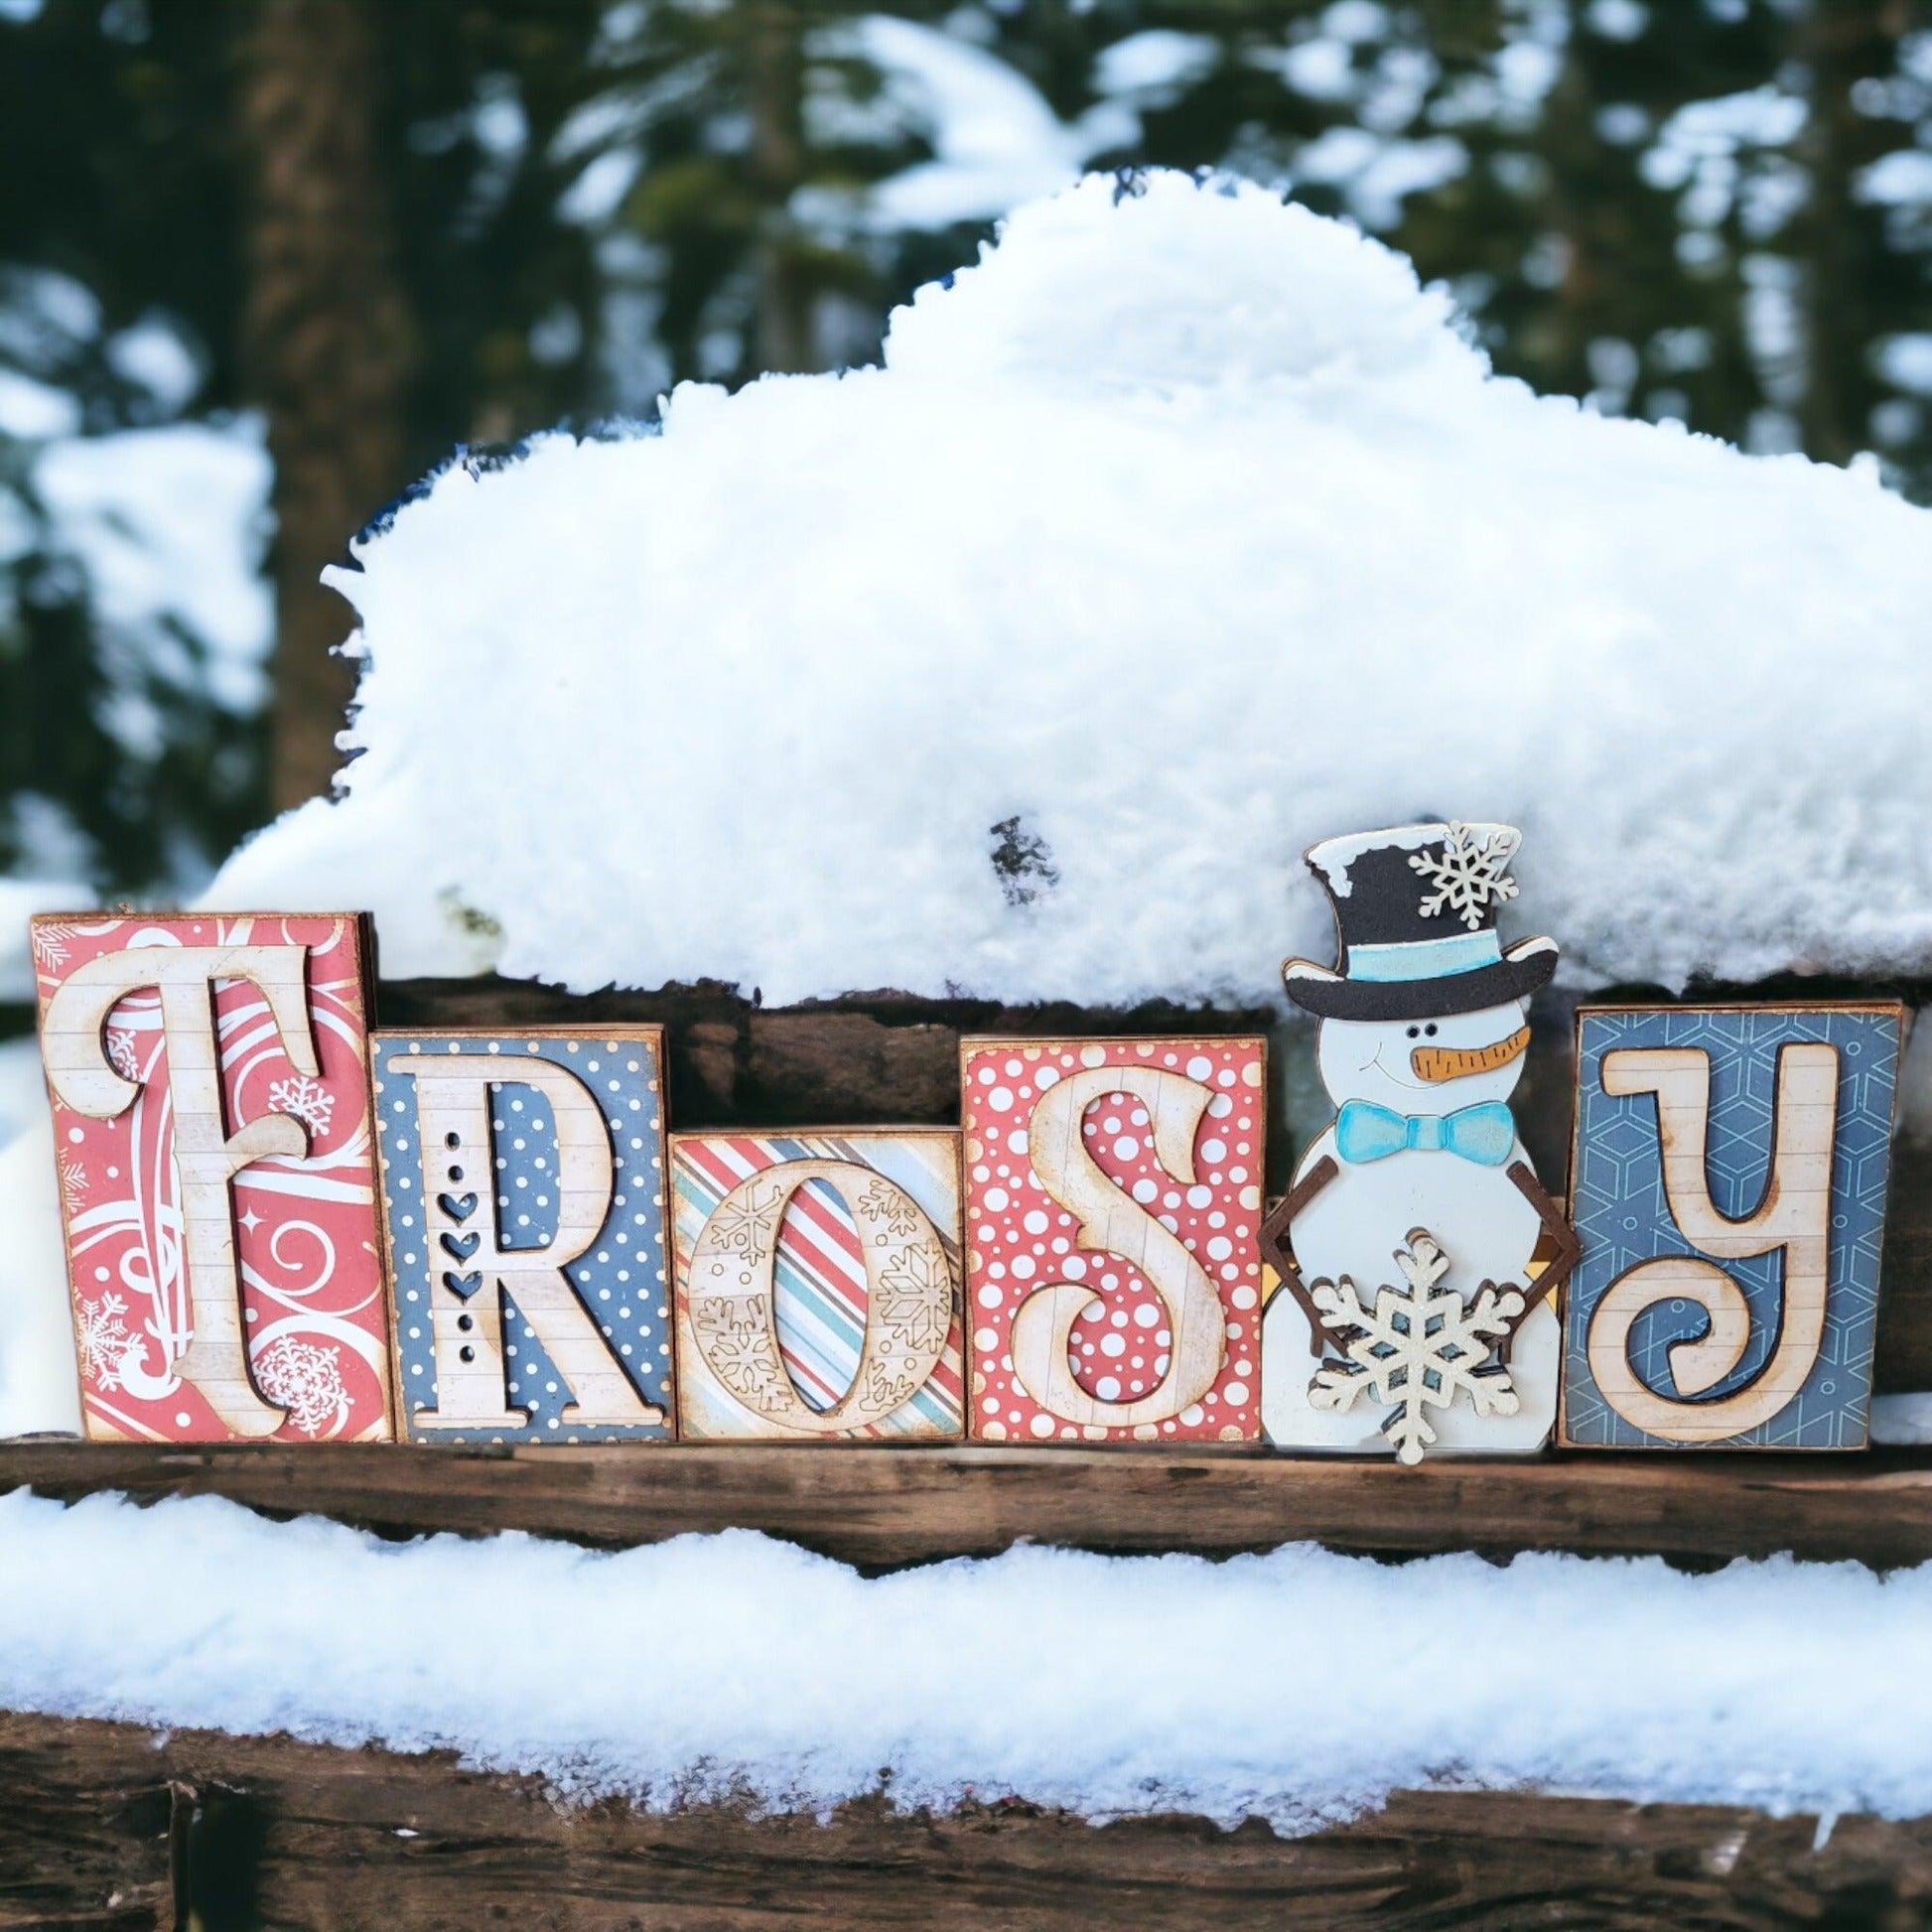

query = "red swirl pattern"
[35, 914, 391, 1442]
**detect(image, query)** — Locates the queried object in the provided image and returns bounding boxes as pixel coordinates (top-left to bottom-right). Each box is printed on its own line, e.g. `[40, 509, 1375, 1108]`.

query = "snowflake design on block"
[76, 1292, 140, 1391]
[1307, 1232, 1526, 1464]
[706, 1179, 783, 1267]
[267, 1073, 334, 1137]
[57, 1155, 89, 1215]
[856, 1177, 920, 1240]
[105, 1026, 142, 1082]
[1409, 822, 1520, 930]
[865, 1353, 919, 1411]
[31, 922, 76, 972]
[705, 1326, 770, 1400]
[253, 1335, 350, 1437]
[877, 1246, 950, 1353]
[693, 1292, 766, 1338]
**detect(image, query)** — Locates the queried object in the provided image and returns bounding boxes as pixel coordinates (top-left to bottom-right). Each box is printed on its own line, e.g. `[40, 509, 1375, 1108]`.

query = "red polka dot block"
[961, 1036, 1266, 1445]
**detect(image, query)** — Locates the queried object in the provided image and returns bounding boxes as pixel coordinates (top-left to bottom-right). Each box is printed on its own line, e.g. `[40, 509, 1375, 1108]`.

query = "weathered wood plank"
[6, 1441, 1932, 1570]
[0, 1709, 1928, 1931]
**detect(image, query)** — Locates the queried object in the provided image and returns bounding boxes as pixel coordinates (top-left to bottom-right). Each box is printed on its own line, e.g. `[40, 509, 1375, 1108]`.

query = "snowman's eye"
[1425, 1024, 1438, 1037]
[1405, 1026, 1420, 1038]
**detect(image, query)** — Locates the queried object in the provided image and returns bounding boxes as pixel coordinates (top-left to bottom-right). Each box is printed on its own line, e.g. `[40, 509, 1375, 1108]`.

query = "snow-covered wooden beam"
[6, 1441, 1932, 1570]
[3, 1707, 1927, 1930]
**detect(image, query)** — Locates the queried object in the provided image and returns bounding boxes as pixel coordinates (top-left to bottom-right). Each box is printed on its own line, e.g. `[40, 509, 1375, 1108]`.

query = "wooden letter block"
[32, 912, 392, 1443]
[962, 1037, 1265, 1444]
[1561, 1003, 1905, 1450]
[671, 1132, 964, 1440]
[373, 1030, 672, 1444]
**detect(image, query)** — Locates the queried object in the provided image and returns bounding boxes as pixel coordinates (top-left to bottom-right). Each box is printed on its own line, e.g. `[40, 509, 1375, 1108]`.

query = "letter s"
[1010, 1066, 1224, 1427]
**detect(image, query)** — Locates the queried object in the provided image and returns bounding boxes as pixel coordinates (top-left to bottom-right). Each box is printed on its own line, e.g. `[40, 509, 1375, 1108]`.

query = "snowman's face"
[1316, 999, 1531, 1114]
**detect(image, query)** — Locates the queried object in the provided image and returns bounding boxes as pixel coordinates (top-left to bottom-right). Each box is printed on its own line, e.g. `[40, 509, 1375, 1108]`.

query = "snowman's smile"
[1360, 1025, 1532, 1093]
[1363, 1046, 1429, 1092]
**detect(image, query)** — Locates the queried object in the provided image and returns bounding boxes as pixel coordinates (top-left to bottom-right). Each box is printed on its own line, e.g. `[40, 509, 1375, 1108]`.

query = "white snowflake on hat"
[1409, 821, 1520, 930]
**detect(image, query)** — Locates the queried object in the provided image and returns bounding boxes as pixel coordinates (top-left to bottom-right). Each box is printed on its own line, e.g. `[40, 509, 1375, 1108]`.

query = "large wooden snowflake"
[1307, 1232, 1526, 1463]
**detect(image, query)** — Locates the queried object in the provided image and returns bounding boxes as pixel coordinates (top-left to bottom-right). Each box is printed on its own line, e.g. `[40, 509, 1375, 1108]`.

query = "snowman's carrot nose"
[1411, 1027, 1530, 1083]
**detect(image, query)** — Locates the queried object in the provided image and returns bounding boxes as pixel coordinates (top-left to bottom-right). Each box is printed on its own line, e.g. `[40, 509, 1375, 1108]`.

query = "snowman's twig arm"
[1258, 1155, 1340, 1357]
[1499, 1162, 1582, 1362]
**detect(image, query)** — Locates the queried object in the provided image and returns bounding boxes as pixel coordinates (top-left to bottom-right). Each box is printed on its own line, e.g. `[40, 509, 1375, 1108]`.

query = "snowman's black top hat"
[1284, 821, 1558, 1023]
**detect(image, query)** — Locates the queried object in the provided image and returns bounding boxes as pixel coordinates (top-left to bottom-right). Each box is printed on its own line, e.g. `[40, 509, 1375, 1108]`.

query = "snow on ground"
[2, 1488, 1931, 1827]
[207, 171, 1932, 1012]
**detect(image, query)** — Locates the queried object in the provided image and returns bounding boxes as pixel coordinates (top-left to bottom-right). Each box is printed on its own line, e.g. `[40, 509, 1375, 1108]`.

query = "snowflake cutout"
[705, 1326, 771, 1399]
[254, 1335, 351, 1437]
[865, 1351, 919, 1412]
[856, 1178, 920, 1240]
[105, 1026, 142, 1082]
[76, 1292, 140, 1392]
[876, 1246, 950, 1354]
[1409, 822, 1520, 931]
[1307, 1231, 1526, 1464]
[707, 1179, 785, 1267]
[693, 1292, 765, 1338]
[268, 1073, 335, 1137]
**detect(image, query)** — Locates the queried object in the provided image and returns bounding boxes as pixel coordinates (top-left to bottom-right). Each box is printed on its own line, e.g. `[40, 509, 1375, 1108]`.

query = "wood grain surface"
[6, 1439, 1932, 1570]
[1, 1708, 1928, 1931]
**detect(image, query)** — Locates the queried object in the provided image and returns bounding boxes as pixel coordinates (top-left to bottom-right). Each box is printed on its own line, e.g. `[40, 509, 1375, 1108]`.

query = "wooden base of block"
[1, 1707, 1928, 1930]
[6, 1440, 1932, 1570]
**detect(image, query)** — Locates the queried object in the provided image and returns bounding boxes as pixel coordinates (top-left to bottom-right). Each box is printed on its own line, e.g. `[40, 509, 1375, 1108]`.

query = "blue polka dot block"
[1561, 1003, 1904, 1450]
[371, 1030, 674, 1444]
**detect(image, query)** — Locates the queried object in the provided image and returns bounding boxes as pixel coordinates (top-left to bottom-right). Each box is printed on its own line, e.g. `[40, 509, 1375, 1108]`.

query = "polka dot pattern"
[962, 1038, 1265, 1444]
[373, 1031, 672, 1444]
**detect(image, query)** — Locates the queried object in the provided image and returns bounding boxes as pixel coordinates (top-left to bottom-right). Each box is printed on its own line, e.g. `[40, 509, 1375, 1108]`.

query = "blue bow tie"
[1334, 1098, 1515, 1167]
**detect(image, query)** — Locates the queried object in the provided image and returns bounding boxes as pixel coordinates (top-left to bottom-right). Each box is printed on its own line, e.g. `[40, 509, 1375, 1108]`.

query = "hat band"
[1347, 932, 1502, 984]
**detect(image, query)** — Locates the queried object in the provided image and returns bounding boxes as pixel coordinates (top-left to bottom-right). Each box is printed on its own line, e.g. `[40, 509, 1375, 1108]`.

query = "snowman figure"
[1260, 822, 1579, 1460]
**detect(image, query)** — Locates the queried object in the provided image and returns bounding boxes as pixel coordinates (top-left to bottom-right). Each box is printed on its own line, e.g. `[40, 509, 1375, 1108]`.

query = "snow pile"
[2, 1490, 1931, 1827]
[208, 171, 1932, 1008]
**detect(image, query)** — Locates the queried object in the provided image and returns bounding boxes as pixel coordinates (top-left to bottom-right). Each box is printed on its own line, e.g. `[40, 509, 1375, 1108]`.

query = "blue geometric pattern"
[1563, 1006, 1902, 1449]
[372, 1032, 673, 1444]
